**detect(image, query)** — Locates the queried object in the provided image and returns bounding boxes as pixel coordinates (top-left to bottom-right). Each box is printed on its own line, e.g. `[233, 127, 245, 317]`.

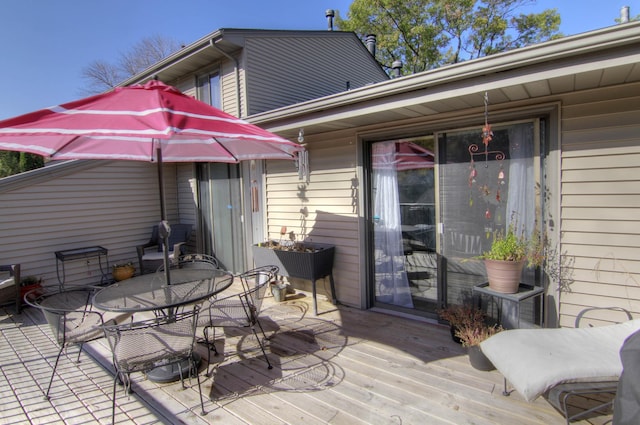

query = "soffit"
[249, 23, 640, 139]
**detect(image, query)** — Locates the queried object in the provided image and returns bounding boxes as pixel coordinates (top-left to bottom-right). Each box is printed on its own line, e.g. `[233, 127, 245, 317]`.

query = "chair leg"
[255, 317, 270, 342]
[75, 342, 84, 363]
[251, 327, 272, 369]
[203, 326, 218, 377]
[176, 361, 187, 389]
[502, 377, 510, 396]
[193, 355, 206, 416]
[44, 346, 65, 400]
[112, 374, 119, 425]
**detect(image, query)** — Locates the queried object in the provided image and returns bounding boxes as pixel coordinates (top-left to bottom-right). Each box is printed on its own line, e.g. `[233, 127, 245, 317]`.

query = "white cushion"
[142, 251, 176, 261]
[480, 319, 640, 402]
[0, 278, 15, 289]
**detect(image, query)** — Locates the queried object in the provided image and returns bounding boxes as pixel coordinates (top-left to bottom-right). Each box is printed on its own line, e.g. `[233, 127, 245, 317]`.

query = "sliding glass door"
[369, 136, 438, 314]
[366, 119, 542, 319]
[198, 162, 246, 273]
[437, 120, 539, 307]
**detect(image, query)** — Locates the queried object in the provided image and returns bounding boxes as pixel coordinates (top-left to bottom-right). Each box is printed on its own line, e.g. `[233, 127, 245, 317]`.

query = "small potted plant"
[478, 220, 544, 294]
[112, 262, 135, 281]
[437, 304, 485, 344]
[455, 320, 502, 371]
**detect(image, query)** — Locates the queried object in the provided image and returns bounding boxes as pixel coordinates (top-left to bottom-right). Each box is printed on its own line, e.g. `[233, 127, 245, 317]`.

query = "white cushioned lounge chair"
[481, 308, 640, 424]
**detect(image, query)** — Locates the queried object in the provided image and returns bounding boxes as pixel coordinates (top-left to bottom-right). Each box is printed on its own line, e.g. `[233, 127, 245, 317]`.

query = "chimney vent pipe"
[326, 9, 335, 31]
[392, 60, 403, 78]
[621, 6, 630, 23]
[365, 34, 377, 56]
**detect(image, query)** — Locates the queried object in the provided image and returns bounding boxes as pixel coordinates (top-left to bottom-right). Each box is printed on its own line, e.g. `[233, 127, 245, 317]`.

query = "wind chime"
[468, 92, 505, 231]
[296, 128, 310, 182]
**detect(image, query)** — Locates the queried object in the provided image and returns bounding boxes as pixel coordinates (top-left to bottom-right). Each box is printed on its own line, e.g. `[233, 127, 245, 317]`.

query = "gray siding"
[244, 36, 384, 116]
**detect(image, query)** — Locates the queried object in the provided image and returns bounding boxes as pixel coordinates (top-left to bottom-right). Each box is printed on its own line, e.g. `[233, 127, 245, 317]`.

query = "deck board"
[0, 291, 614, 424]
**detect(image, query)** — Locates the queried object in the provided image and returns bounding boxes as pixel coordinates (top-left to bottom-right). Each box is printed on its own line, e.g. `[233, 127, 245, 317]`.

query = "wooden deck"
[0, 288, 614, 424]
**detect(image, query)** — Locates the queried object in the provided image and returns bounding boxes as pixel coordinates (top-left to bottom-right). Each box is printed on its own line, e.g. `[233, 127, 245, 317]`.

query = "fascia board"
[249, 22, 640, 125]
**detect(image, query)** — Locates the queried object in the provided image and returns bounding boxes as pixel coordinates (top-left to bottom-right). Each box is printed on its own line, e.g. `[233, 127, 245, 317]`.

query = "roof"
[246, 21, 640, 138]
[120, 28, 387, 87]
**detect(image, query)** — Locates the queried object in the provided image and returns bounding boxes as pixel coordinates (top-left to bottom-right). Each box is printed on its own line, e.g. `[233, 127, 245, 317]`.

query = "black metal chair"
[24, 286, 105, 400]
[103, 305, 204, 423]
[202, 265, 278, 372]
[136, 223, 192, 274]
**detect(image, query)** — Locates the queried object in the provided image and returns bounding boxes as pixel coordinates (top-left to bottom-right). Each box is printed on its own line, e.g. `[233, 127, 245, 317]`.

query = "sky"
[0, 0, 635, 120]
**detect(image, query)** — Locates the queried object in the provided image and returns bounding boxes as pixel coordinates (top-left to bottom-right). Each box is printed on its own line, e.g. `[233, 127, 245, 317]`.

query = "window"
[197, 71, 221, 108]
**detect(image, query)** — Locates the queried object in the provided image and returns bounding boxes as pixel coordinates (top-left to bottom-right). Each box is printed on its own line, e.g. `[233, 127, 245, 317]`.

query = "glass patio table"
[93, 268, 233, 313]
[93, 268, 234, 382]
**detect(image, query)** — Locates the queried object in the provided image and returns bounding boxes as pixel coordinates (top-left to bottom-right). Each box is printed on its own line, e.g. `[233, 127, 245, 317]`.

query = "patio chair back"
[24, 286, 104, 400]
[159, 254, 235, 319]
[202, 265, 278, 372]
[103, 305, 204, 422]
[137, 223, 193, 274]
[239, 265, 279, 324]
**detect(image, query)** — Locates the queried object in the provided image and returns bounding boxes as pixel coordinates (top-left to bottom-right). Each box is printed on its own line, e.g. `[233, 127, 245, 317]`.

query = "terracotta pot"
[112, 266, 135, 282]
[467, 345, 495, 371]
[484, 259, 524, 294]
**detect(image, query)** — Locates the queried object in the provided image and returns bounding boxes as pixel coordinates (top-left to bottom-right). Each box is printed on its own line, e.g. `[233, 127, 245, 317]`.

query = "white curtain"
[506, 123, 535, 237]
[372, 141, 414, 308]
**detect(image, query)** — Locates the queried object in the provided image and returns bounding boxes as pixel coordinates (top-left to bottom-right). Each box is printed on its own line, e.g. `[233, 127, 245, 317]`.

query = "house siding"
[265, 132, 361, 307]
[558, 82, 640, 327]
[259, 81, 640, 325]
[220, 57, 244, 118]
[244, 36, 383, 116]
[0, 161, 181, 287]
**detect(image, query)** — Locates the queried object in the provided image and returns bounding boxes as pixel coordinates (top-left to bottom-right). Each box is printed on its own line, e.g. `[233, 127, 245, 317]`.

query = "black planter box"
[252, 241, 334, 281]
[252, 241, 336, 315]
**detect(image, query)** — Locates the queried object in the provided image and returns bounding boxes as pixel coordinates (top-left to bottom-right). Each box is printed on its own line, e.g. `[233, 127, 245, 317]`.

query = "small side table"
[473, 282, 544, 329]
[55, 246, 109, 288]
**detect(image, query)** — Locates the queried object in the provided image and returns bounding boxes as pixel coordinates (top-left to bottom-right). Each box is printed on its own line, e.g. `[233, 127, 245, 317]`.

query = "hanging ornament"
[482, 123, 493, 146]
[468, 159, 477, 187]
[482, 92, 494, 147]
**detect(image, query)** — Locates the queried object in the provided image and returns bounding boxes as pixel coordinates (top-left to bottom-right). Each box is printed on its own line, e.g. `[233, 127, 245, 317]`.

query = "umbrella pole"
[156, 147, 172, 286]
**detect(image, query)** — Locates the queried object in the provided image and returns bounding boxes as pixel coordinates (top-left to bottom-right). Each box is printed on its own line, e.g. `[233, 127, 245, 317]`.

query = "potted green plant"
[478, 221, 544, 294]
[112, 262, 135, 281]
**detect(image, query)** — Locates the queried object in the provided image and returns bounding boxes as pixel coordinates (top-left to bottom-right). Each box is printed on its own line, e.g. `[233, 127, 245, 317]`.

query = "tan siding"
[559, 83, 640, 325]
[0, 161, 183, 287]
[174, 77, 196, 97]
[220, 58, 244, 117]
[265, 134, 361, 307]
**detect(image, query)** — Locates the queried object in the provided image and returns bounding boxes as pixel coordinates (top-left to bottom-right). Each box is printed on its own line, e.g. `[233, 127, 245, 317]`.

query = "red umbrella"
[373, 141, 434, 171]
[0, 80, 304, 282]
